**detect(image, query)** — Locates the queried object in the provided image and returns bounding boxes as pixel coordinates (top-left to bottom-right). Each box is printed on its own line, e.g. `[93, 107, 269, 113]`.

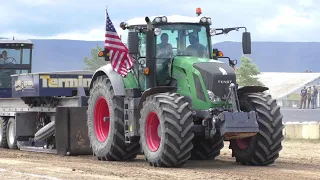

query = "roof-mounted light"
[199, 17, 212, 25]
[152, 16, 167, 24]
[120, 22, 128, 30]
[207, 17, 212, 24]
[196, 8, 202, 16]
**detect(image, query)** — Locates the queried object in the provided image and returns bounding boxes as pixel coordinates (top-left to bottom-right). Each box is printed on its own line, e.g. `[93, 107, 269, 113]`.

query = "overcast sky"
[0, 0, 318, 42]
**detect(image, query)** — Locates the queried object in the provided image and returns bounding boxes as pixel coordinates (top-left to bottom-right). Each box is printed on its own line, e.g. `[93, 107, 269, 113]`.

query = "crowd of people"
[299, 85, 318, 109]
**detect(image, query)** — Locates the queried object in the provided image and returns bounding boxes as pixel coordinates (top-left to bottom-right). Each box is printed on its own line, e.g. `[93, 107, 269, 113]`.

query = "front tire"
[87, 75, 140, 161]
[139, 93, 194, 167]
[229, 92, 284, 166]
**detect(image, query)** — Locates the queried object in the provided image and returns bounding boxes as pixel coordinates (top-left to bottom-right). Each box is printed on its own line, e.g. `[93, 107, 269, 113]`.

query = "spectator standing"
[311, 85, 318, 109]
[299, 86, 307, 109]
[307, 87, 312, 108]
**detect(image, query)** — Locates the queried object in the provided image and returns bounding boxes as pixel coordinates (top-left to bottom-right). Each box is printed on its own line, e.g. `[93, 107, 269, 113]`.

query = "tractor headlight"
[199, 17, 212, 25]
[207, 90, 214, 101]
[207, 90, 221, 102]
[161, 16, 167, 22]
[154, 28, 161, 35]
[153, 16, 167, 24]
[207, 17, 212, 24]
[210, 28, 216, 36]
[155, 17, 161, 23]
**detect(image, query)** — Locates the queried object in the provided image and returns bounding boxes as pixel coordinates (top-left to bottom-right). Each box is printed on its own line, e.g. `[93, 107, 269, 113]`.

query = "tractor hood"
[172, 56, 236, 99]
[193, 61, 236, 98]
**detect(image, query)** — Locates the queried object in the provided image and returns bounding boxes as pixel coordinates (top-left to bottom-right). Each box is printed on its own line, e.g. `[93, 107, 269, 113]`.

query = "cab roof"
[0, 39, 33, 44]
[126, 15, 206, 26]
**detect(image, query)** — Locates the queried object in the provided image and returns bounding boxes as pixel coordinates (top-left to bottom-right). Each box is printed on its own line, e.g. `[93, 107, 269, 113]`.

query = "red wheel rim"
[146, 112, 161, 152]
[235, 137, 252, 150]
[94, 96, 110, 142]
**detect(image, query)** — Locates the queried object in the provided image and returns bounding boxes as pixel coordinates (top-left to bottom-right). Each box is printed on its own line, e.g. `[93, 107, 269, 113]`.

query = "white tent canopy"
[257, 72, 320, 99]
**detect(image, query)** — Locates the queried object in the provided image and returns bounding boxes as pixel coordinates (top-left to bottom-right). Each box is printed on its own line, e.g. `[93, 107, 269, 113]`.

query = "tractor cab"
[0, 39, 33, 97]
[100, 9, 251, 93]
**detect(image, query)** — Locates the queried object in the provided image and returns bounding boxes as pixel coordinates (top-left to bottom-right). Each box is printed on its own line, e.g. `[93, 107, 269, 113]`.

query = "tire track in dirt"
[0, 140, 319, 180]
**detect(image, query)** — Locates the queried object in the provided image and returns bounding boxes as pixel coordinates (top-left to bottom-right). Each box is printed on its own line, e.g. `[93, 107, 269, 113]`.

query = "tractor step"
[124, 89, 141, 144]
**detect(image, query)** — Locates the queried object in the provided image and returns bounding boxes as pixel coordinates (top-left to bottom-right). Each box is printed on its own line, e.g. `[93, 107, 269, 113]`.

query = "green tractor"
[86, 11, 284, 167]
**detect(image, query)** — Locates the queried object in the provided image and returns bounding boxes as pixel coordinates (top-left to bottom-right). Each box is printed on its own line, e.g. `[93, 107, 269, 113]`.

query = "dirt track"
[0, 140, 319, 180]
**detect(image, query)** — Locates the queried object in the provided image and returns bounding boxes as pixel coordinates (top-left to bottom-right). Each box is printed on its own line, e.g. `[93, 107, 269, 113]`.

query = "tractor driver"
[156, 33, 173, 85]
[0, 50, 9, 64]
[156, 33, 173, 59]
[186, 32, 206, 57]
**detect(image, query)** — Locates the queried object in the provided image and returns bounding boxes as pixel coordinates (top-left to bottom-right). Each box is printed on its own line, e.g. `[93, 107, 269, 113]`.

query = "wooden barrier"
[283, 122, 320, 140]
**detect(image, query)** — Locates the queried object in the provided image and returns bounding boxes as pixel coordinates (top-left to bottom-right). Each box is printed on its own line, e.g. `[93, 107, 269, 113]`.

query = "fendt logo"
[218, 80, 232, 84]
[219, 67, 228, 75]
[40, 75, 91, 88]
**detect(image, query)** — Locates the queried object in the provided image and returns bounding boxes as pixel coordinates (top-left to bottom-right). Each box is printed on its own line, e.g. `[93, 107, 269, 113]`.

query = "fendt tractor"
[0, 39, 94, 155]
[88, 8, 284, 167]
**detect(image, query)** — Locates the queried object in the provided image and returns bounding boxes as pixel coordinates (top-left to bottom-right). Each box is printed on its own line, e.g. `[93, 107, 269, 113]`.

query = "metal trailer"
[0, 39, 94, 156]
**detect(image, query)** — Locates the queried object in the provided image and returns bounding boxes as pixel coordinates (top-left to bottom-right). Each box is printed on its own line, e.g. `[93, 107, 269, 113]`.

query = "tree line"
[84, 45, 263, 86]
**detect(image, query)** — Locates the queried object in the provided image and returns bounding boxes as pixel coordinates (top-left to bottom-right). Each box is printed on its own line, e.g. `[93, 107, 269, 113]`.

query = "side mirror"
[231, 59, 237, 65]
[242, 32, 251, 54]
[127, 31, 139, 54]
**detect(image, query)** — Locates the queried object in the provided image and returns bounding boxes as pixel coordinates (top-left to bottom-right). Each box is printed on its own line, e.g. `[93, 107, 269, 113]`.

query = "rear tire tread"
[0, 117, 8, 148]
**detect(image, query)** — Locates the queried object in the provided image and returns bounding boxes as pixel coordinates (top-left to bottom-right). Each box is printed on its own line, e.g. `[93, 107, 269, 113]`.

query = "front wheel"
[139, 93, 194, 167]
[229, 92, 284, 166]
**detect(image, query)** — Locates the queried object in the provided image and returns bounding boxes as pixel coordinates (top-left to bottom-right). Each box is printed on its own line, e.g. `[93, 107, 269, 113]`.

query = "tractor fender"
[138, 86, 177, 110]
[237, 85, 269, 96]
[89, 64, 125, 96]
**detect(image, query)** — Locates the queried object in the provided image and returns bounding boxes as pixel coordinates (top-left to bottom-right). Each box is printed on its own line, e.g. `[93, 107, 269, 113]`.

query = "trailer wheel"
[87, 75, 140, 161]
[0, 117, 8, 148]
[190, 134, 224, 160]
[139, 93, 194, 167]
[6, 118, 18, 149]
[229, 92, 284, 166]
[34, 121, 55, 141]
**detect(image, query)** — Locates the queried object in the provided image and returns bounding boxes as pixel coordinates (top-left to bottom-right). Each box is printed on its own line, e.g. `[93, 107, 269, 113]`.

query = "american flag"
[105, 10, 133, 77]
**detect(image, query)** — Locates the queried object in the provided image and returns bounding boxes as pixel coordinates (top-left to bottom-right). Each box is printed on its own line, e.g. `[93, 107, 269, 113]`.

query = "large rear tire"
[87, 75, 140, 161]
[229, 92, 284, 166]
[0, 117, 8, 148]
[190, 134, 224, 160]
[139, 93, 194, 167]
